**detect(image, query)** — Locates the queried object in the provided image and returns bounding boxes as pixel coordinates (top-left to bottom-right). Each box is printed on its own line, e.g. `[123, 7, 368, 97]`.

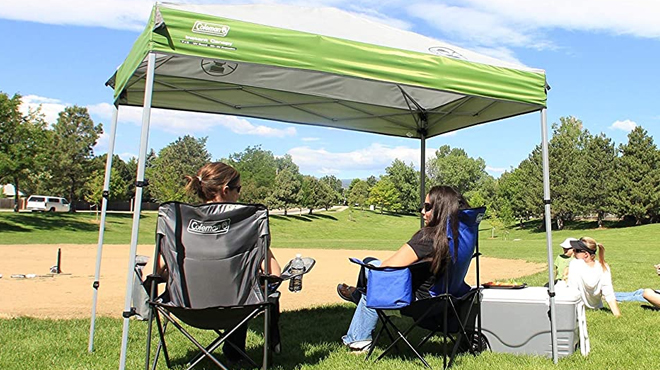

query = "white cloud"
[117, 152, 138, 161]
[301, 137, 320, 142]
[19, 95, 67, 125]
[408, 0, 660, 52]
[93, 131, 110, 153]
[486, 166, 506, 174]
[2, 0, 659, 47]
[610, 119, 637, 132]
[88, 104, 297, 137]
[0, 0, 153, 31]
[288, 143, 433, 175]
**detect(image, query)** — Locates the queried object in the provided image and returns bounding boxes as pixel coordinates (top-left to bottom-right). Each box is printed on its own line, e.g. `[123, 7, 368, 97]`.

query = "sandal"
[337, 283, 361, 305]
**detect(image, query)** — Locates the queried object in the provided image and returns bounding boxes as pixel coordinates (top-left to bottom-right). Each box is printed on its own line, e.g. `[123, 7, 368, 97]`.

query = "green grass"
[1, 303, 659, 370]
[1, 210, 660, 369]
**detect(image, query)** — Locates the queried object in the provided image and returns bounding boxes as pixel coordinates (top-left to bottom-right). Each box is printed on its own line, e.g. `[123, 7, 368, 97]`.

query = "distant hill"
[340, 179, 353, 189]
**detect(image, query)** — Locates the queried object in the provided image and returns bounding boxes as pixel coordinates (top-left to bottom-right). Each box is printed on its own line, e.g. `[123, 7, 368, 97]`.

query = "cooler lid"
[481, 286, 580, 304]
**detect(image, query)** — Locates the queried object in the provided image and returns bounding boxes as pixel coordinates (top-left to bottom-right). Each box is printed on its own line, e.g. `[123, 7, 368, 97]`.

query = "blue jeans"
[615, 289, 647, 302]
[342, 259, 380, 347]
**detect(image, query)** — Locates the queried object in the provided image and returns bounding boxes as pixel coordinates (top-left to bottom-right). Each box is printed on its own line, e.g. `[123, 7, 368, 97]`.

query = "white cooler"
[481, 286, 588, 358]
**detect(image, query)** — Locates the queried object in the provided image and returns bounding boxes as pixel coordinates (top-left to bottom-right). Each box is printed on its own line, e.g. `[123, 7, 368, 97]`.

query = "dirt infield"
[0, 244, 545, 319]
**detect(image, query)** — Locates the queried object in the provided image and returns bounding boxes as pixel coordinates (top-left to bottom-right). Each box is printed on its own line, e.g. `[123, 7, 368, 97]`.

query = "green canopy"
[95, 4, 558, 369]
[107, 3, 547, 138]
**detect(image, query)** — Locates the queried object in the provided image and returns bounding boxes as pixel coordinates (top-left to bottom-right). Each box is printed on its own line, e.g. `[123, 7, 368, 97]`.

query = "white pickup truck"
[26, 195, 71, 212]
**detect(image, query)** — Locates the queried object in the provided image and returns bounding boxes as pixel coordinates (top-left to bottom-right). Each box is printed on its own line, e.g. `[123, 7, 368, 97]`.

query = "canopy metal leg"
[540, 108, 558, 363]
[88, 105, 120, 352]
[119, 52, 156, 370]
[419, 128, 426, 228]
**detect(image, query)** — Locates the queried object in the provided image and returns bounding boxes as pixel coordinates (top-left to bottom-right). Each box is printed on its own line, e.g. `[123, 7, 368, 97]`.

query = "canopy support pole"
[540, 108, 558, 363]
[88, 105, 120, 352]
[119, 52, 156, 370]
[419, 128, 427, 228]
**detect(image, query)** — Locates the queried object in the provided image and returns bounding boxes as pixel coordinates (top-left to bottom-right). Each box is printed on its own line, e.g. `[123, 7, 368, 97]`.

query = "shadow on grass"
[269, 214, 338, 222]
[516, 219, 639, 233]
[149, 305, 356, 369]
[0, 213, 98, 232]
[0, 212, 148, 234]
[0, 220, 31, 232]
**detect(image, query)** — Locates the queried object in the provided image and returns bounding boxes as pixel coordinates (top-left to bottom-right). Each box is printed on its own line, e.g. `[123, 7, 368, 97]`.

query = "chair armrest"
[260, 274, 283, 284]
[143, 274, 166, 293]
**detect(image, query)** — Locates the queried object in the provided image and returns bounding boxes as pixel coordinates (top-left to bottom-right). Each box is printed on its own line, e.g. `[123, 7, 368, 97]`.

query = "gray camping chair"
[145, 202, 281, 370]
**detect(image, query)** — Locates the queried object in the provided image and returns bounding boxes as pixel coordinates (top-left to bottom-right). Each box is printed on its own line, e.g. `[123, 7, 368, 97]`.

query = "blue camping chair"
[359, 207, 487, 369]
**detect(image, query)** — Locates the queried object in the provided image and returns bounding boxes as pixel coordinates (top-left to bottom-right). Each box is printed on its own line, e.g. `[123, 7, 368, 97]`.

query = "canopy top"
[108, 3, 547, 139]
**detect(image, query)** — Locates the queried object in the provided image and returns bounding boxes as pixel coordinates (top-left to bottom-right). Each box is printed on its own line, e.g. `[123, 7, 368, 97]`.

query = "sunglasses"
[226, 185, 241, 194]
[419, 202, 433, 213]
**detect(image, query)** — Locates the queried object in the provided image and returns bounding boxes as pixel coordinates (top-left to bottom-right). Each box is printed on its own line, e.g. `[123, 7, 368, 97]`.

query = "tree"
[226, 146, 278, 204]
[547, 116, 588, 229]
[268, 168, 301, 215]
[316, 180, 339, 210]
[385, 159, 419, 213]
[47, 106, 103, 208]
[495, 147, 543, 226]
[366, 175, 378, 188]
[347, 179, 370, 210]
[612, 126, 660, 224]
[0, 92, 49, 211]
[582, 133, 617, 227]
[300, 175, 322, 214]
[147, 136, 211, 203]
[426, 145, 487, 194]
[369, 177, 401, 213]
[320, 175, 343, 202]
[126, 149, 156, 202]
[84, 155, 131, 207]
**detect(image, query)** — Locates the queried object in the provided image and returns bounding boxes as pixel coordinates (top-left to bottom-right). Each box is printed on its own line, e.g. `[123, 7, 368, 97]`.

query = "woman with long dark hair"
[337, 185, 469, 352]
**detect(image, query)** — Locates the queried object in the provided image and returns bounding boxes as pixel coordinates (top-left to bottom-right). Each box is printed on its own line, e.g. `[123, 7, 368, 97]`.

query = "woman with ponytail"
[337, 185, 470, 352]
[170, 162, 282, 361]
[567, 237, 621, 316]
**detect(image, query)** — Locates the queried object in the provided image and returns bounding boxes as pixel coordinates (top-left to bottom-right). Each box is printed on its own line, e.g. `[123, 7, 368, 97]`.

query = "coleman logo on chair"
[187, 219, 231, 235]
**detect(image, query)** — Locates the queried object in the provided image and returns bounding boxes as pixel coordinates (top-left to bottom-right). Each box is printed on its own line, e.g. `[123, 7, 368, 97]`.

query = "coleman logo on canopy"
[187, 218, 231, 235]
[192, 21, 230, 37]
[428, 47, 465, 60]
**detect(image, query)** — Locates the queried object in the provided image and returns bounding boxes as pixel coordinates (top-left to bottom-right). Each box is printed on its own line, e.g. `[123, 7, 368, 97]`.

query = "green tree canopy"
[347, 179, 370, 210]
[226, 145, 277, 204]
[268, 167, 302, 215]
[426, 145, 487, 195]
[582, 132, 617, 227]
[0, 92, 49, 211]
[385, 159, 419, 213]
[612, 126, 660, 224]
[47, 106, 103, 206]
[147, 135, 211, 203]
[300, 175, 322, 214]
[369, 177, 401, 213]
[548, 116, 589, 229]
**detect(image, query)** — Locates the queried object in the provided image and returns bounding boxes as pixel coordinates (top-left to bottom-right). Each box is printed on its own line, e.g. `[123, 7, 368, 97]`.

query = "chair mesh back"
[432, 207, 486, 296]
[156, 202, 269, 309]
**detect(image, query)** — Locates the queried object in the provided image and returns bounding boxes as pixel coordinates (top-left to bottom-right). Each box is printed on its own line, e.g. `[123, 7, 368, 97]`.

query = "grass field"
[1, 209, 659, 369]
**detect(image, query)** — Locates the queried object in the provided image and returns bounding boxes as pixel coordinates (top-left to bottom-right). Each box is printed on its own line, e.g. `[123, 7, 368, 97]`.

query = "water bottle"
[288, 254, 304, 293]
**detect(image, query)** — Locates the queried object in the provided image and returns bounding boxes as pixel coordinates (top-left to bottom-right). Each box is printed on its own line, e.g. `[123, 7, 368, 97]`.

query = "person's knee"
[642, 288, 655, 299]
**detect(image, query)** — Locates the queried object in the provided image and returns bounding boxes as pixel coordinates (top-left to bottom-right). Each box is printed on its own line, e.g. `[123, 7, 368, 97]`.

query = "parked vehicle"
[26, 195, 71, 212]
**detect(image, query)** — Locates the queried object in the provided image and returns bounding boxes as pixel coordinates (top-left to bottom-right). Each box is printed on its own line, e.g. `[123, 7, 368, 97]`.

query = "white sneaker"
[347, 340, 372, 354]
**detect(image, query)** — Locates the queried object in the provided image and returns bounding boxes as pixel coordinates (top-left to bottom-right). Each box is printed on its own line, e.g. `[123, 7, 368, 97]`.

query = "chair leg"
[373, 312, 431, 368]
[145, 307, 155, 370]
[157, 309, 229, 370]
[154, 309, 172, 369]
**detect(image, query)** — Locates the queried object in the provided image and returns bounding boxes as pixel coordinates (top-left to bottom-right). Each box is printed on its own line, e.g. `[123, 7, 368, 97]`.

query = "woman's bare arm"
[380, 243, 420, 268]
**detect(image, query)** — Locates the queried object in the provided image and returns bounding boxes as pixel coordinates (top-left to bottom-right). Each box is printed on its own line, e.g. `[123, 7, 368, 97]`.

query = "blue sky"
[1, 0, 658, 180]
